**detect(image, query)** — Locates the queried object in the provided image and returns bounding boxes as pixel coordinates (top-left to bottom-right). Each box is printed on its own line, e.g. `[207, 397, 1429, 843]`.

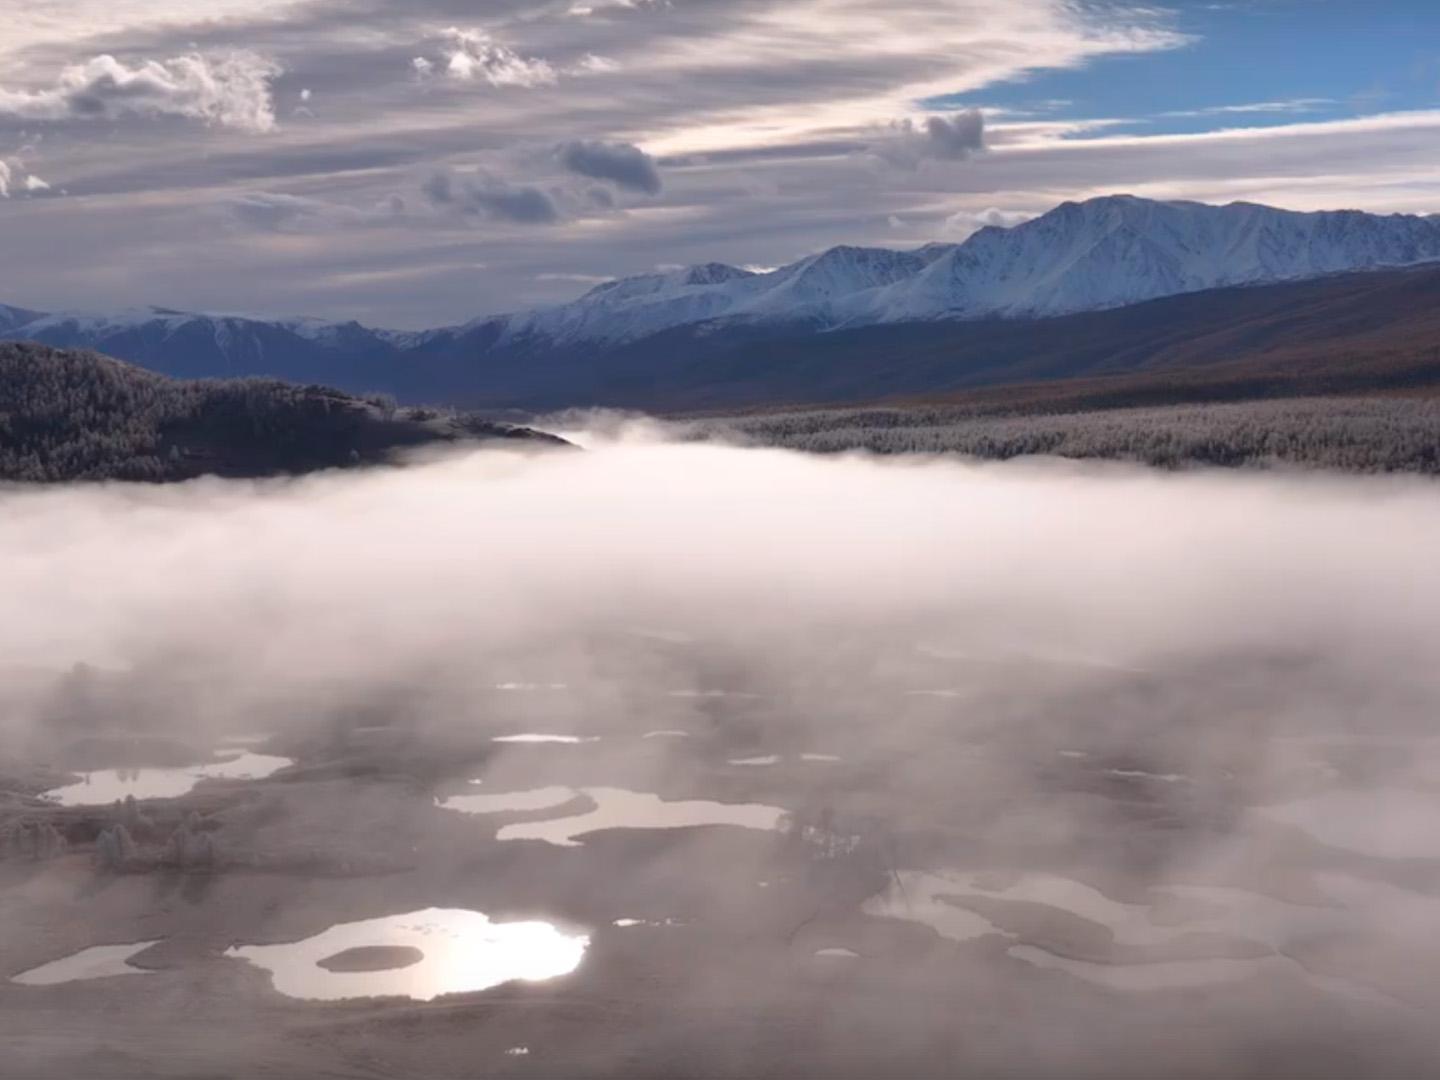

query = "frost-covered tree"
[114, 794, 154, 835]
[697, 396, 1440, 474]
[164, 812, 218, 869]
[1, 820, 68, 861]
[94, 823, 138, 871]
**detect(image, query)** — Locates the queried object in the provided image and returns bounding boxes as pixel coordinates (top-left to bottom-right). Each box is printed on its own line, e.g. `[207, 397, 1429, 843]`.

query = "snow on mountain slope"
[438, 246, 953, 352]
[454, 195, 1440, 347]
[0, 303, 44, 333]
[481, 262, 760, 349]
[5, 196, 1439, 385]
[863, 196, 1440, 322]
[0, 306, 402, 383]
[731, 246, 938, 323]
[10, 307, 196, 341]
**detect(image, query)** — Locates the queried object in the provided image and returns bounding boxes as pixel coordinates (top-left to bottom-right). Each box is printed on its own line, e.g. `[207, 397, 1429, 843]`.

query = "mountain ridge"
[3, 195, 1439, 408]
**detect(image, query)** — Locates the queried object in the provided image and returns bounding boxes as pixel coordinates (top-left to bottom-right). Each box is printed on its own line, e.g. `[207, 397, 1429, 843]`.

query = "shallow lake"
[40, 750, 293, 805]
[437, 785, 785, 847]
[861, 871, 1012, 944]
[866, 870, 1340, 951]
[497, 788, 786, 847]
[865, 868, 1394, 998]
[436, 785, 578, 815]
[12, 941, 161, 986]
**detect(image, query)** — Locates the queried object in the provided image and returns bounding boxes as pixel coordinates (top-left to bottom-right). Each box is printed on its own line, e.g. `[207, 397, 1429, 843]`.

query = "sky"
[0, 0, 1437, 328]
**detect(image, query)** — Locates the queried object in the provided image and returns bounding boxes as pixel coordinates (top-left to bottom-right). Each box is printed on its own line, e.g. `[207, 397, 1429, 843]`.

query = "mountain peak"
[679, 262, 753, 286]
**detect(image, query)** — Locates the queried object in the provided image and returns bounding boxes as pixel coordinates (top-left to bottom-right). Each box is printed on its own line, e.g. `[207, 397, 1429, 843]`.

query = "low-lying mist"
[6, 425, 1439, 854]
[5, 426, 1438, 713]
[8, 427, 1440, 1075]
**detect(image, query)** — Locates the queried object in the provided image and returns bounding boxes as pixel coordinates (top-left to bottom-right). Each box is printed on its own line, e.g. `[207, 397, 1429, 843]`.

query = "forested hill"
[0, 342, 567, 483]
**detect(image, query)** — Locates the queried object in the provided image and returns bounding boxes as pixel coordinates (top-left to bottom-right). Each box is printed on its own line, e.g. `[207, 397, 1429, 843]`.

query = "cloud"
[923, 109, 986, 159]
[0, 159, 52, 198]
[568, 0, 670, 15]
[942, 206, 1034, 236]
[226, 191, 330, 230]
[1160, 98, 1336, 119]
[226, 191, 405, 231]
[422, 169, 560, 224]
[425, 27, 557, 88]
[1, 0, 300, 63]
[420, 169, 455, 206]
[536, 272, 614, 284]
[0, 52, 282, 131]
[557, 140, 662, 195]
[573, 54, 622, 75]
[467, 184, 560, 224]
[413, 28, 615, 90]
[868, 108, 987, 168]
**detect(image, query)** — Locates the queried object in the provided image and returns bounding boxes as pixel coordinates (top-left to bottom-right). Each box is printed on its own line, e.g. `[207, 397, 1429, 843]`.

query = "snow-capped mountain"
[0, 303, 43, 334]
[482, 262, 763, 350]
[435, 246, 957, 355]
[0, 305, 399, 384]
[455, 195, 1440, 347]
[862, 195, 1440, 322]
[4, 195, 1439, 404]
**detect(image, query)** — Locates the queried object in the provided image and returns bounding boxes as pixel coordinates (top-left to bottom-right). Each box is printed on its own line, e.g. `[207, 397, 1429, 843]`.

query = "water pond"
[12, 941, 161, 986]
[40, 750, 292, 805]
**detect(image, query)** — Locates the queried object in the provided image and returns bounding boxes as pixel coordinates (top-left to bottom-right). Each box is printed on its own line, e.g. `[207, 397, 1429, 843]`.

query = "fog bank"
[3, 432, 1437, 690]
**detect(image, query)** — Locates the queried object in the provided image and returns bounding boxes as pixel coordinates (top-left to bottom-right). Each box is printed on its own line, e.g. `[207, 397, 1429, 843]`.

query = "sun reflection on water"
[225, 908, 588, 1001]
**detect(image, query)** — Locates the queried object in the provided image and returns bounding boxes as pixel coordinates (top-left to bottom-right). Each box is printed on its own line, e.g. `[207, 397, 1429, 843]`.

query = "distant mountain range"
[5, 195, 1440, 410]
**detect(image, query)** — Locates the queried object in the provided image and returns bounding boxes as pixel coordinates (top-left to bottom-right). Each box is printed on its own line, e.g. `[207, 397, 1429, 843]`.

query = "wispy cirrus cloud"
[535, 271, 613, 284]
[225, 190, 406, 231]
[1159, 97, 1337, 119]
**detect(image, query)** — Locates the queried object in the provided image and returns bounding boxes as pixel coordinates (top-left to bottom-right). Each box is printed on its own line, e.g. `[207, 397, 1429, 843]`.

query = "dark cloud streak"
[423, 168, 560, 224]
[925, 109, 985, 159]
[557, 139, 662, 194]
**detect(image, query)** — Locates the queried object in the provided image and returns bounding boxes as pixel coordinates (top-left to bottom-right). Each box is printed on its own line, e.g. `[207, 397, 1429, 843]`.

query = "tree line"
[0, 342, 562, 482]
[697, 396, 1440, 473]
